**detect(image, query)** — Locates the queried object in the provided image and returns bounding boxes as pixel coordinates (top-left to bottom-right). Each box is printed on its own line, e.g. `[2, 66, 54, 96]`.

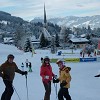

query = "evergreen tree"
[96, 28, 100, 37]
[86, 34, 91, 40]
[40, 33, 49, 47]
[60, 27, 71, 48]
[24, 38, 32, 52]
[51, 36, 57, 54]
[14, 23, 25, 47]
[65, 28, 71, 42]
[87, 25, 92, 34]
[55, 33, 60, 47]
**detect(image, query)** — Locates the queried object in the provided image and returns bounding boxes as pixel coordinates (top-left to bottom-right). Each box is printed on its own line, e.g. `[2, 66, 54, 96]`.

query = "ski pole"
[13, 86, 21, 100]
[54, 83, 58, 98]
[53, 76, 58, 98]
[25, 75, 29, 100]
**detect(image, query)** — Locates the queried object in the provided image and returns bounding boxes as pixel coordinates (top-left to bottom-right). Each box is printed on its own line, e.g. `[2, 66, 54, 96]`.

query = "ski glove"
[44, 76, 49, 79]
[53, 75, 57, 79]
[94, 74, 100, 77]
[22, 71, 27, 75]
[60, 80, 67, 88]
[53, 78, 59, 83]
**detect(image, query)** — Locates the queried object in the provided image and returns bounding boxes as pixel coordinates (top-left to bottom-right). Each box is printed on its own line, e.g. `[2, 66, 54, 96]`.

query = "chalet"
[69, 38, 90, 48]
[30, 36, 40, 49]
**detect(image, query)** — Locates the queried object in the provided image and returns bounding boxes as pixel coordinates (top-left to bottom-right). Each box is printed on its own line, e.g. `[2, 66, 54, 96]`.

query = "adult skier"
[40, 56, 54, 100]
[53, 59, 72, 100]
[0, 54, 27, 100]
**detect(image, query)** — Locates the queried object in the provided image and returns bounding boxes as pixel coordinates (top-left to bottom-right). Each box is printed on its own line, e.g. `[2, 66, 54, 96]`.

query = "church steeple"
[44, 3, 47, 28]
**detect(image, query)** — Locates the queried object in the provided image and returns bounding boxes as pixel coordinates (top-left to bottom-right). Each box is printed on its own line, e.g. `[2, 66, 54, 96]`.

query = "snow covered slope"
[0, 43, 100, 100]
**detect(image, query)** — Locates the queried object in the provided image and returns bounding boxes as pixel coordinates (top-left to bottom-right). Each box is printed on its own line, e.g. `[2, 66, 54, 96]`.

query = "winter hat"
[44, 56, 50, 62]
[7, 54, 14, 59]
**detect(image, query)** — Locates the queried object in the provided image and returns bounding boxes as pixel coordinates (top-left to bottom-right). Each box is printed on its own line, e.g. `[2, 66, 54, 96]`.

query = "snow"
[66, 20, 76, 26]
[70, 38, 89, 43]
[3, 37, 14, 44]
[0, 20, 8, 25]
[80, 34, 86, 38]
[0, 43, 100, 100]
[82, 21, 90, 25]
[39, 28, 51, 40]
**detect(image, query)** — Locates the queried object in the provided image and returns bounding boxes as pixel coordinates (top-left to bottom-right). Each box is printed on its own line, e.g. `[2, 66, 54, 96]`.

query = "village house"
[3, 37, 14, 44]
[69, 38, 90, 48]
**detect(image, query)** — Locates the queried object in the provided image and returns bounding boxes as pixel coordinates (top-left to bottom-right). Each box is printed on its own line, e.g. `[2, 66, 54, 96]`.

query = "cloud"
[0, 0, 14, 7]
[0, 0, 100, 20]
[76, 4, 84, 7]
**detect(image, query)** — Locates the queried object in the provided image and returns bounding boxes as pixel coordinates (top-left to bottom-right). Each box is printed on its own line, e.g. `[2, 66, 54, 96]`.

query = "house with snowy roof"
[3, 37, 14, 44]
[69, 38, 90, 48]
[30, 35, 40, 49]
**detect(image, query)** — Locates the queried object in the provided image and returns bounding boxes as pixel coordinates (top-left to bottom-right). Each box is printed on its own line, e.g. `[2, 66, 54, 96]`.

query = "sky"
[0, 0, 100, 21]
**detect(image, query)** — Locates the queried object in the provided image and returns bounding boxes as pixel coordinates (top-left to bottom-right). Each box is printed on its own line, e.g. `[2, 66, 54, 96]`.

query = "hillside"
[0, 11, 26, 23]
[1, 11, 100, 29]
[31, 15, 100, 29]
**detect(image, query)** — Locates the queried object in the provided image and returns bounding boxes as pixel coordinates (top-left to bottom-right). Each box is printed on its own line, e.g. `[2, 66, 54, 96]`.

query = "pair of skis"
[94, 74, 100, 77]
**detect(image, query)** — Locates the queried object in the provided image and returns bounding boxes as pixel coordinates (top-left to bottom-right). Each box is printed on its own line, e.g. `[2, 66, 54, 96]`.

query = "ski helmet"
[7, 54, 14, 59]
[56, 59, 64, 64]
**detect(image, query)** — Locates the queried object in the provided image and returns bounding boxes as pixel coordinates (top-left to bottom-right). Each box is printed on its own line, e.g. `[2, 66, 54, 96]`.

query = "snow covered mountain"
[31, 15, 100, 29]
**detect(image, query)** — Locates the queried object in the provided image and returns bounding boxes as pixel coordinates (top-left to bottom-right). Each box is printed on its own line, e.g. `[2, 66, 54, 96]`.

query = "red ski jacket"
[40, 63, 54, 84]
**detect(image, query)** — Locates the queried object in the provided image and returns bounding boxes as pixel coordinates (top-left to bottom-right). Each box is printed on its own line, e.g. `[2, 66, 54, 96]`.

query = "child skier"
[28, 62, 32, 72]
[25, 59, 29, 68]
[21, 62, 24, 71]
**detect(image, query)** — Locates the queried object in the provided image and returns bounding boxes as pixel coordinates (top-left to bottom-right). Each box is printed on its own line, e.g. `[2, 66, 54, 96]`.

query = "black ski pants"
[1, 80, 14, 100]
[43, 81, 51, 100]
[58, 87, 72, 100]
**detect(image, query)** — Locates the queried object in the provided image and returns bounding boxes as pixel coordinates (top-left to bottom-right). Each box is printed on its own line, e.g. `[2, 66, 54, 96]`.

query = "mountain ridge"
[0, 11, 27, 23]
[0, 11, 100, 29]
[31, 15, 100, 29]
